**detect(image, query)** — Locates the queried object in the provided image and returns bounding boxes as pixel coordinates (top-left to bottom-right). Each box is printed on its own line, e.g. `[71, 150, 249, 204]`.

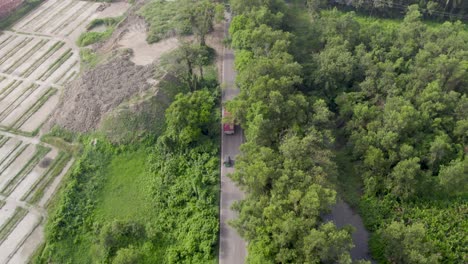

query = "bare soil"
[48, 57, 155, 132]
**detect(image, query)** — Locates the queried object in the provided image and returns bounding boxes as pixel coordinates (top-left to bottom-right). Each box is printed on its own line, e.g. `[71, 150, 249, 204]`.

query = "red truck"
[223, 109, 235, 135]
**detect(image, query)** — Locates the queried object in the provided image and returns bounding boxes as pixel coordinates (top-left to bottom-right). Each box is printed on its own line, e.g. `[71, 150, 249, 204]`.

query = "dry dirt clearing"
[0, 0, 129, 263]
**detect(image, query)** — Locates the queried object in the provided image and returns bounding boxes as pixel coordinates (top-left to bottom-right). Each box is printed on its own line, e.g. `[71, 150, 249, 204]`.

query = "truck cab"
[223, 109, 235, 135]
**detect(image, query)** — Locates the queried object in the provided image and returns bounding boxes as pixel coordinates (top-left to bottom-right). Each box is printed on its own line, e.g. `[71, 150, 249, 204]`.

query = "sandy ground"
[49, 57, 154, 132]
[118, 21, 179, 65]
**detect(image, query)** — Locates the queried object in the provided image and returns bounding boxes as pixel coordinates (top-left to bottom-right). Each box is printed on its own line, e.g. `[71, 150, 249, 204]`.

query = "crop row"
[22, 41, 64, 78]
[0, 35, 16, 51]
[0, 38, 33, 66]
[39, 49, 73, 81]
[0, 79, 22, 101]
[0, 143, 28, 176]
[4, 39, 49, 75]
[50, 2, 95, 35]
[32, 1, 79, 34]
[11, 87, 57, 130]
[0, 207, 27, 246]
[0, 83, 40, 122]
[0, 145, 51, 196]
[22, 151, 71, 205]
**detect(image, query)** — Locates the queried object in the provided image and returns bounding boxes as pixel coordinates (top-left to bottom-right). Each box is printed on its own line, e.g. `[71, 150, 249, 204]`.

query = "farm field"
[0, 0, 129, 262]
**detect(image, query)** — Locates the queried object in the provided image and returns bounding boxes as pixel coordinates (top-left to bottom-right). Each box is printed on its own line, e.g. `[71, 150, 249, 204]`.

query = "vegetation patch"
[138, 0, 192, 43]
[77, 17, 122, 47]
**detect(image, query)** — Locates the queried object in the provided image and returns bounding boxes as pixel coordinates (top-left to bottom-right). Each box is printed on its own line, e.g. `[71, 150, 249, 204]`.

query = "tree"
[438, 158, 468, 195]
[164, 89, 218, 146]
[379, 222, 441, 264]
[160, 42, 213, 92]
[112, 246, 142, 264]
[182, 0, 221, 46]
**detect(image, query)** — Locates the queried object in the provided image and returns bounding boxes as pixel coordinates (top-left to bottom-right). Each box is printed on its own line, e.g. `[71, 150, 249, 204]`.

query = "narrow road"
[219, 14, 247, 264]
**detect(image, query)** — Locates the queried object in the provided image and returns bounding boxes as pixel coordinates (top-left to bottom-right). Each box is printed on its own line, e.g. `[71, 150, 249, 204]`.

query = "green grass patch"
[334, 148, 364, 208]
[79, 48, 100, 69]
[138, 0, 192, 43]
[0, 0, 44, 30]
[94, 148, 154, 222]
[76, 17, 122, 47]
[86, 17, 121, 31]
[321, 9, 468, 31]
[77, 29, 113, 47]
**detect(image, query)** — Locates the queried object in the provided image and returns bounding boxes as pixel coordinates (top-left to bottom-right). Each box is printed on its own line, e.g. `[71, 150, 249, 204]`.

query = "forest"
[32, 0, 466, 263]
[321, 0, 468, 21]
[227, 0, 467, 263]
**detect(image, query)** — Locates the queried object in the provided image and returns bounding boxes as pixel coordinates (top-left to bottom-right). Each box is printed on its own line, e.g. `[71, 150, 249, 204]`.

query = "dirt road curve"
[219, 14, 247, 264]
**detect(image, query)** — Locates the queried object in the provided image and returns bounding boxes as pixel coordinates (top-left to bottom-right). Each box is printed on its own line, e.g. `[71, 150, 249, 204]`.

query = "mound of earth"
[48, 57, 154, 132]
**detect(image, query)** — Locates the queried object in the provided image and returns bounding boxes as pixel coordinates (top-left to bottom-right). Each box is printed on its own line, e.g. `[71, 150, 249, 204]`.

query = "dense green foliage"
[37, 87, 220, 263]
[229, 0, 467, 263]
[327, 0, 468, 20]
[227, 1, 358, 263]
[139, 0, 223, 44]
[298, 3, 467, 264]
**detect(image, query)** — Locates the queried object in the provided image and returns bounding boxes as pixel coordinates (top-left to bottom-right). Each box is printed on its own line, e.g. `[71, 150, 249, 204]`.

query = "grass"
[94, 148, 154, 222]
[139, 0, 192, 43]
[321, 9, 468, 31]
[79, 48, 100, 69]
[334, 148, 364, 208]
[0, 0, 45, 30]
[76, 17, 122, 47]
[0, 207, 28, 245]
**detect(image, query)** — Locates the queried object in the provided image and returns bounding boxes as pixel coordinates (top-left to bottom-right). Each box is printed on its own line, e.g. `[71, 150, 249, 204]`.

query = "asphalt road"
[218, 14, 247, 264]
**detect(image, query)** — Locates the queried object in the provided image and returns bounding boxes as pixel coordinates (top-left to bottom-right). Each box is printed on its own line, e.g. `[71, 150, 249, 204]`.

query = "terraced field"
[0, 0, 125, 262]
